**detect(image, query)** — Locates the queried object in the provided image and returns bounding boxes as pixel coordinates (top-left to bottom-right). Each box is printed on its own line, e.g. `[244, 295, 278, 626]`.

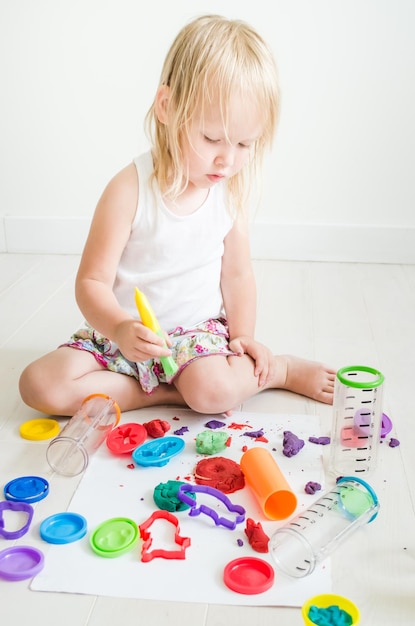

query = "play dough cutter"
[0, 501, 34, 539]
[177, 484, 245, 529]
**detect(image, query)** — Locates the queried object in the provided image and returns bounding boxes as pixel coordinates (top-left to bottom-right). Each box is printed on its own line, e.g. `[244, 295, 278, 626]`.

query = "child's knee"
[19, 361, 50, 409]
[182, 375, 237, 414]
[19, 364, 38, 404]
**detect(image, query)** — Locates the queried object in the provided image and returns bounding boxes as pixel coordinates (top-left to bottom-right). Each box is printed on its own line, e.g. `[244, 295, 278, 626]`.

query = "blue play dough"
[308, 604, 353, 625]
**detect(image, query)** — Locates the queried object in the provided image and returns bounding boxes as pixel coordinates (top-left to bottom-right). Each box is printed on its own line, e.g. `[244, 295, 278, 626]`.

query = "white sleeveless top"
[113, 152, 234, 332]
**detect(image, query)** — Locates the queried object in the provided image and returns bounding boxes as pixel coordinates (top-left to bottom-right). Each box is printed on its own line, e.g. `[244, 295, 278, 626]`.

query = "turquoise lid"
[40, 512, 87, 544]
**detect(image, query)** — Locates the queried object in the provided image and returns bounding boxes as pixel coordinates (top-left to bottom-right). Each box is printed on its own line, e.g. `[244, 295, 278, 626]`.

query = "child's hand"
[114, 319, 173, 363]
[229, 336, 275, 387]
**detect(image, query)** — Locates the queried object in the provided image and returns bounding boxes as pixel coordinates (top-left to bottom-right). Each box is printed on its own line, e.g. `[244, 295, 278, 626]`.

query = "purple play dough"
[244, 428, 264, 439]
[282, 430, 305, 457]
[305, 481, 322, 495]
[205, 420, 226, 429]
[173, 426, 189, 436]
[309, 436, 331, 445]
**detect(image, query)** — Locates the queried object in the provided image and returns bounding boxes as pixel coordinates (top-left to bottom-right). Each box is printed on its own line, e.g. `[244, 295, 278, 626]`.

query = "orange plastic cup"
[240, 448, 297, 520]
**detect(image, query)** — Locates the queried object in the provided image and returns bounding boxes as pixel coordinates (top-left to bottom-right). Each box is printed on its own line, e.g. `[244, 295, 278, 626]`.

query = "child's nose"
[215, 145, 235, 168]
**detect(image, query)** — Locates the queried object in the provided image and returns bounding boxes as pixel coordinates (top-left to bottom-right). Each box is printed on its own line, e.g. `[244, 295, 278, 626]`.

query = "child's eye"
[204, 135, 219, 143]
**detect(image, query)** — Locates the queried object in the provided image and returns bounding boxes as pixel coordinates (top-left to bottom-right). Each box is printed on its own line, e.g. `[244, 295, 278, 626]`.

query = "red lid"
[106, 422, 147, 454]
[223, 557, 275, 594]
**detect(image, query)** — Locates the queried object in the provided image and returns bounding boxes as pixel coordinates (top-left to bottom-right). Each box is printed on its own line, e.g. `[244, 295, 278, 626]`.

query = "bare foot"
[272, 355, 336, 404]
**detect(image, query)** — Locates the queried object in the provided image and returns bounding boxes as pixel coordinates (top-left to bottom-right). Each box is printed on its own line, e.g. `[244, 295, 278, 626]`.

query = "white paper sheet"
[31, 409, 331, 605]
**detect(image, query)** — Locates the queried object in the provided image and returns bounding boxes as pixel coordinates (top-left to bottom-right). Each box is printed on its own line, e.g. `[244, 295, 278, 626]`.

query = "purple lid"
[0, 546, 44, 581]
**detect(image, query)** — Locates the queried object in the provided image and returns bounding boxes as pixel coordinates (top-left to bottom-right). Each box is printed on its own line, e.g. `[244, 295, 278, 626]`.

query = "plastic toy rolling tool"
[240, 448, 297, 520]
[134, 287, 178, 376]
[270, 476, 379, 578]
[46, 394, 121, 477]
[329, 365, 384, 477]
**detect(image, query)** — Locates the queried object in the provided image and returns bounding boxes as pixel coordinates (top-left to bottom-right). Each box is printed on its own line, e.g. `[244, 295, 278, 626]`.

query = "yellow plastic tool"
[134, 287, 178, 376]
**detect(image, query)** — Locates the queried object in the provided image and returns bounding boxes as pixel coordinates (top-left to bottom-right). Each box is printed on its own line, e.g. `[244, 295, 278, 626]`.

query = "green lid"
[90, 517, 139, 558]
[336, 365, 384, 389]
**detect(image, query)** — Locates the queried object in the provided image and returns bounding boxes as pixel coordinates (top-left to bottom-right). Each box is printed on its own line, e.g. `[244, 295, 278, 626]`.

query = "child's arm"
[75, 163, 172, 363]
[220, 219, 274, 386]
[220, 218, 257, 340]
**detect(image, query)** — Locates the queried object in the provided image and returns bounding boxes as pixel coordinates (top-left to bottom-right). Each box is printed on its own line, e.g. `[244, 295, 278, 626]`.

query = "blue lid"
[40, 512, 87, 544]
[4, 475, 49, 503]
[132, 436, 185, 467]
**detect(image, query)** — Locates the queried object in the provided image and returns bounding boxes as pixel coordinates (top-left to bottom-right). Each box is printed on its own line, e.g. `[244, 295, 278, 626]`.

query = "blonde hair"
[145, 14, 280, 215]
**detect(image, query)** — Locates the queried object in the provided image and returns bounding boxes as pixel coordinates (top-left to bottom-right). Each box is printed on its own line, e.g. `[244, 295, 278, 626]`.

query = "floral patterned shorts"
[61, 317, 235, 395]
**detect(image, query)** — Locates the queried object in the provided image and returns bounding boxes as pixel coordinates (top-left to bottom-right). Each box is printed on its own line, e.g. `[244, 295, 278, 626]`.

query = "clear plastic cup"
[330, 365, 384, 476]
[269, 477, 379, 577]
[46, 394, 120, 476]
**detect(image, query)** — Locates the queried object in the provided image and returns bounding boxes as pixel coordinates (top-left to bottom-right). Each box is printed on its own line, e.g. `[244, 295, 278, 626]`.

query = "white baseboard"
[3, 216, 90, 255]
[1, 216, 414, 263]
[250, 221, 415, 264]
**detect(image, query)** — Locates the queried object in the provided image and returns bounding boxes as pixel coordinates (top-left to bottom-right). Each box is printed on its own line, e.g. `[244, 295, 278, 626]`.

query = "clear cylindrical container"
[269, 477, 379, 578]
[46, 394, 121, 476]
[329, 365, 384, 477]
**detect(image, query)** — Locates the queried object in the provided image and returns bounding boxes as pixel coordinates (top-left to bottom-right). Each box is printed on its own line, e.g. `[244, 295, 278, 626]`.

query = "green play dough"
[153, 480, 195, 512]
[195, 430, 229, 454]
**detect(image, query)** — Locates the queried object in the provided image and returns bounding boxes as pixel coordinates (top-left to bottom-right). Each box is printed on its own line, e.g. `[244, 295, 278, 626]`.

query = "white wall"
[1, 0, 414, 261]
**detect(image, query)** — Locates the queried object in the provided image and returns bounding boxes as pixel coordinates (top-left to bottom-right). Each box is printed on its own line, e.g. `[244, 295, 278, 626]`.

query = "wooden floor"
[1, 253, 414, 625]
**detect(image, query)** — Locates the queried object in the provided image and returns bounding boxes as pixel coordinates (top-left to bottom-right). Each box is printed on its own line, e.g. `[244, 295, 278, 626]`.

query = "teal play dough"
[195, 430, 229, 454]
[308, 604, 353, 625]
[153, 480, 196, 512]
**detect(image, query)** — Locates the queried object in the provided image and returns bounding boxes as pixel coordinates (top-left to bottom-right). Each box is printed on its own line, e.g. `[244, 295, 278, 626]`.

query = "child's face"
[184, 92, 263, 190]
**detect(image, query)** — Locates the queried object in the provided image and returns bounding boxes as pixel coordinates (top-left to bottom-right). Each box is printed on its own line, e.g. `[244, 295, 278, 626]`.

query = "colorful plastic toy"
[132, 436, 185, 467]
[139, 510, 191, 562]
[177, 484, 245, 529]
[106, 422, 147, 454]
[4, 475, 49, 503]
[134, 287, 178, 376]
[0, 501, 34, 539]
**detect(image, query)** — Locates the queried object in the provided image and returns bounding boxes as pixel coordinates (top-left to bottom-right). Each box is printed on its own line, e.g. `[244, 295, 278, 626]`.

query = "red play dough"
[143, 419, 171, 438]
[194, 456, 245, 494]
[244, 518, 270, 553]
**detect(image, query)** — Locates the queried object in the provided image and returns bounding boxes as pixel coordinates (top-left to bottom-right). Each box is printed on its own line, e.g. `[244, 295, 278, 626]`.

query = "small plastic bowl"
[301, 593, 360, 625]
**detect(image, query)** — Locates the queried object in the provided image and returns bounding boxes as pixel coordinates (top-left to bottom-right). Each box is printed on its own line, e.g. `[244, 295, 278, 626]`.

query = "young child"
[19, 14, 335, 416]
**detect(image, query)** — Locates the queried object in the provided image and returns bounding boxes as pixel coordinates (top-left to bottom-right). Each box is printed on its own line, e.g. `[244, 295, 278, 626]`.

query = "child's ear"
[155, 85, 170, 124]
